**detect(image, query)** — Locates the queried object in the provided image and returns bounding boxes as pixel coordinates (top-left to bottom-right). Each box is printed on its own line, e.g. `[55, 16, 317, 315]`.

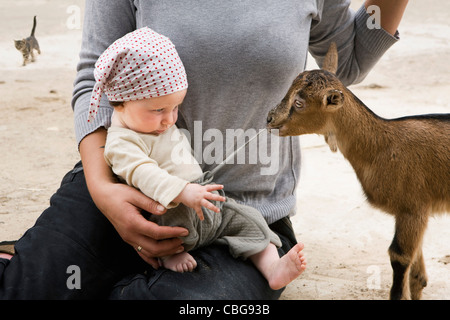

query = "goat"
[267, 43, 450, 300]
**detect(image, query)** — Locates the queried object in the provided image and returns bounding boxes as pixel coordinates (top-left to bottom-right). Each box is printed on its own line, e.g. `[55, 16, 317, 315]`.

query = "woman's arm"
[309, 0, 408, 85]
[72, 0, 137, 145]
[365, 0, 408, 36]
[79, 128, 188, 268]
[73, 0, 188, 268]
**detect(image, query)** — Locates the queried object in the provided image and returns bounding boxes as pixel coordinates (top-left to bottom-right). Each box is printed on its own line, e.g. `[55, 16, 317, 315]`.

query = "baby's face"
[116, 89, 187, 135]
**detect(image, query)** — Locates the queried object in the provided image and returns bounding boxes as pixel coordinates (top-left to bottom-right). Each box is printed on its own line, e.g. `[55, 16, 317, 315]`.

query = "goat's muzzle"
[266, 109, 279, 129]
[266, 112, 274, 125]
[266, 103, 289, 135]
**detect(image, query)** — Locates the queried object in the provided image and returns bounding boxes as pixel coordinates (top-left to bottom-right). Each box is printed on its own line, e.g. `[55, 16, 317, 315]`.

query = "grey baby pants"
[149, 172, 281, 259]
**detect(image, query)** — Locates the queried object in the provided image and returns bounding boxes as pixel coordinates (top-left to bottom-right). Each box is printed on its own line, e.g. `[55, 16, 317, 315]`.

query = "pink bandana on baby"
[88, 27, 188, 122]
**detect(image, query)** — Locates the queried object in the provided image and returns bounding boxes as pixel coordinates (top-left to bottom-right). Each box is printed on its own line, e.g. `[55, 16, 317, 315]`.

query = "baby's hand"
[175, 183, 225, 221]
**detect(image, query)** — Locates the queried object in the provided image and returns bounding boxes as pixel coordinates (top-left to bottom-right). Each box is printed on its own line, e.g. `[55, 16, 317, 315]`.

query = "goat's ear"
[322, 89, 344, 111]
[322, 42, 338, 74]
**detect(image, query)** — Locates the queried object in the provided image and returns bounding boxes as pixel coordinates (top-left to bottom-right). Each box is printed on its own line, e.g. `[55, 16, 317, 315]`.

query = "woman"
[0, 0, 407, 299]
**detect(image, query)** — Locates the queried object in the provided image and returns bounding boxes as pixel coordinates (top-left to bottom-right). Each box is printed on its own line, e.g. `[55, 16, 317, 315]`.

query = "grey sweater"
[72, 0, 398, 224]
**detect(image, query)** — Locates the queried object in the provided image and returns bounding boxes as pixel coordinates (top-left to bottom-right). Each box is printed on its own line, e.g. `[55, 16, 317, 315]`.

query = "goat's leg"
[388, 214, 428, 300]
[409, 245, 428, 300]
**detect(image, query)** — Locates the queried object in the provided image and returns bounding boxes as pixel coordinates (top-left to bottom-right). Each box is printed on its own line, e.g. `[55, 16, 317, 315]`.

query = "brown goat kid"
[267, 43, 450, 300]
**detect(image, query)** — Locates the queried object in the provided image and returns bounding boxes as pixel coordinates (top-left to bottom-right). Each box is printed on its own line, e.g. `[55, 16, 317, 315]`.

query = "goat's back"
[357, 113, 450, 215]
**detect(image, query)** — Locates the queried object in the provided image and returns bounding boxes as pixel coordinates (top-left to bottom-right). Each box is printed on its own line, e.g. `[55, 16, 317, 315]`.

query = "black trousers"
[0, 162, 297, 299]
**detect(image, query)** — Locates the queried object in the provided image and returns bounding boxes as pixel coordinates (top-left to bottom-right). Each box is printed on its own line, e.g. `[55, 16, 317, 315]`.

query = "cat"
[14, 16, 41, 66]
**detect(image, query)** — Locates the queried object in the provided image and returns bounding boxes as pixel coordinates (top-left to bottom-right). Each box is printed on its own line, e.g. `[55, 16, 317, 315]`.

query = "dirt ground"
[0, 0, 449, 300]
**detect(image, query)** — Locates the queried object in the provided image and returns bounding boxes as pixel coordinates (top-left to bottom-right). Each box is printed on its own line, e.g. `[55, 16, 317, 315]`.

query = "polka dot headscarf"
[88, 27, 188, 122]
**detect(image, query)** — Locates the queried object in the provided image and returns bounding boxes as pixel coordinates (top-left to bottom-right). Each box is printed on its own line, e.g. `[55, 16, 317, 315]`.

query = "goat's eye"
[294, 99, 304, 108]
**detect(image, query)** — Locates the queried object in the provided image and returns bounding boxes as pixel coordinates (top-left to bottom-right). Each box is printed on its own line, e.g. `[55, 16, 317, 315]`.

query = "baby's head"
[110, 88, 186, 135]
[88, 27, 188, 134]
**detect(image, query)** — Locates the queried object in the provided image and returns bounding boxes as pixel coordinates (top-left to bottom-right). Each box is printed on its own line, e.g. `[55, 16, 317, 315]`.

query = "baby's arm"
[105, 129, 225, 218]
[173, 183, 226, 221]
[105, 130, 192, 208]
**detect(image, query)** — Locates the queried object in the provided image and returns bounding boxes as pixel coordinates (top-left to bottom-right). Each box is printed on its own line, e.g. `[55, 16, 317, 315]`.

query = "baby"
[89, 27, 306, 290]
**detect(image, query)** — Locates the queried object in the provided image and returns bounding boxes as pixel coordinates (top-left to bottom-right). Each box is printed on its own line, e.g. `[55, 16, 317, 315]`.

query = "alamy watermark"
[66, 265, 81, 290]
[64, 4, 382, 32]
[366, 5, 381, 30]
[66, 4, 82, 30]
[366, 265, 381, 290]
[170, 121, 280, 176]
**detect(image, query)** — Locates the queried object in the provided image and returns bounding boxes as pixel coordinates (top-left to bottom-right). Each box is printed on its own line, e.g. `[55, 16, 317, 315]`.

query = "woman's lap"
[0, 162, 296, 299]
[110, 218, 297, 300]
[0, 162, 141, 299]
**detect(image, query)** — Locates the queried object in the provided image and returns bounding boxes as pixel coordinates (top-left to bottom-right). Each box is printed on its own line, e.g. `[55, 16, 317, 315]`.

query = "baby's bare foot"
[161, 252, 197, 273]
[267, 243, 307, 290]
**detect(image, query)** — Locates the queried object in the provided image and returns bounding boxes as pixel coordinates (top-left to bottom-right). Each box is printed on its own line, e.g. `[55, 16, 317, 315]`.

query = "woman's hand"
[93, 181, 188, 268]
[80, 128, 188, 269]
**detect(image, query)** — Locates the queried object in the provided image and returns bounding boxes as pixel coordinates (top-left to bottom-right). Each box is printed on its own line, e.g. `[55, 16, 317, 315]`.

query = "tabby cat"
[14, 16, 41, 66]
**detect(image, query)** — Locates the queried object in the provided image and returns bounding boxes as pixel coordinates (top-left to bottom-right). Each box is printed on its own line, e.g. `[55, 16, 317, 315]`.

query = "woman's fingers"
[134, 235, 185, 268]
[130, 187, 167, 216]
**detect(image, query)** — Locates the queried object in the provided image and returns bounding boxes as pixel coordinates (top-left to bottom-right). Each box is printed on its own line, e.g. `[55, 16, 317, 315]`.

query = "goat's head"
[267, 43, 345, 138]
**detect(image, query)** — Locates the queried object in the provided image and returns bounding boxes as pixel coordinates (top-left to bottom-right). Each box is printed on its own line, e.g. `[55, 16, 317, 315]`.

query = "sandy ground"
[0, 0, 449, 300]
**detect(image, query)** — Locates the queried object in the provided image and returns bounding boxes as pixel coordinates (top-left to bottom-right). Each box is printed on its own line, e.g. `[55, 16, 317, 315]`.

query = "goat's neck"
[330, 89, 390, 164]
